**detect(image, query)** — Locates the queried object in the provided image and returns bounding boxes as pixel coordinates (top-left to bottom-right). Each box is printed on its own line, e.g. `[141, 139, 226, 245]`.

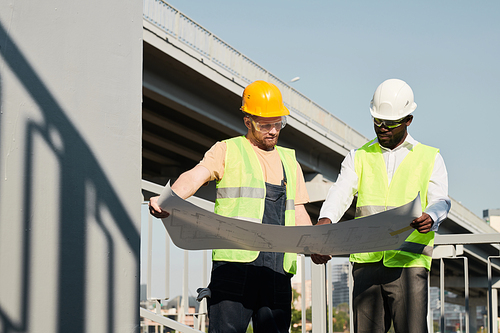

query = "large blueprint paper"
[158, 184, 421, 255]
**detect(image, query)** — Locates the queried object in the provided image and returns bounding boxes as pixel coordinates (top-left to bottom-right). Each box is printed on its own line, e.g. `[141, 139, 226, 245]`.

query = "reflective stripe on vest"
[217, 187, 295, 213]
[217, 187, 265, 199]
[350, 140, 438, 270]
[356, 205, 396, 218]
[212, 136, 298, 274]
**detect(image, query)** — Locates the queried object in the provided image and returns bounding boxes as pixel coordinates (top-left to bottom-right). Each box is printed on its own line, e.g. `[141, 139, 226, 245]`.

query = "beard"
[250, 127, 279, 151]
[376, 129, 406, 149]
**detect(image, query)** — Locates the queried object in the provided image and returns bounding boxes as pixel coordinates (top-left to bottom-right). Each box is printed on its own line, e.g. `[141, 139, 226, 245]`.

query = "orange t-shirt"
[198, 140, 310, 205]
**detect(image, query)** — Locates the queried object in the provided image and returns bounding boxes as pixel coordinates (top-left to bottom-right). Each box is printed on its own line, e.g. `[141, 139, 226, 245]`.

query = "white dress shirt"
[319, 133, 451, 231]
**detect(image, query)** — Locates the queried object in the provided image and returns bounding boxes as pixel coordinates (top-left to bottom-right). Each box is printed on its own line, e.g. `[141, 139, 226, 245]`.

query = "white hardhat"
[370, 79, 417, 120]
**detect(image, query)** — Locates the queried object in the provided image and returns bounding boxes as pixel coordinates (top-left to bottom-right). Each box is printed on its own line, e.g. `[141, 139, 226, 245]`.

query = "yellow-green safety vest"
[213, 136, 298, 274]
[350, 139, 438, 270]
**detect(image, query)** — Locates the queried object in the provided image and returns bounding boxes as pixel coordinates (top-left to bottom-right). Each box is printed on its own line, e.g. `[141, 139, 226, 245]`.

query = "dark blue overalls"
[208, 173, 292, 333]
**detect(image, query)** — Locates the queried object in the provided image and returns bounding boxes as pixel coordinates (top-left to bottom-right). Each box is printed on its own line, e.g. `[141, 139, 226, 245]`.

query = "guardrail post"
[196, 250, 209, 331]
[488, 256, 500, 333]
[464, 256, 470, 333]
[183, 251, 189, 319]
[237, 52, 242, 79]
[174, 9, 180, 39]
[307, 100, 313, 123]
[440, 258, 446, 333]
[208, 33, 213, 62]
[147, 213, 153, 300]
[434, 248, 470, 333]
[165, 230, 170, 300]
[155, 299, 163, 332]
[327, 260, 333, 333]
[349, 262, 354, 333]
[428, 271, 433, 333]
[299, 254, 306, 333]
[311, 262, 327, 332]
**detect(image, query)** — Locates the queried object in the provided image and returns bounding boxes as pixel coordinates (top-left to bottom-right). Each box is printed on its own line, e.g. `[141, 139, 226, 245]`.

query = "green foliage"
[433, 321, 440, 333]
[305, 307, 312, 321]
[332, 304, 349, 332]
[290, 308, 302, 333]
[336, 302, 349, 314]
[290, 287, 302, 332]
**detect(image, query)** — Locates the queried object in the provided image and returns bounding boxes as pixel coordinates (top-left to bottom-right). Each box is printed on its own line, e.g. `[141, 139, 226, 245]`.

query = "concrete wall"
[0, 1, 142, 332]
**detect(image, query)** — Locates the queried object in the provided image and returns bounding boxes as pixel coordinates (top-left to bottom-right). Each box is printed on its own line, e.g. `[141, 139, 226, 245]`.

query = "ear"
[244, 116, 252, 130]
[406, 115, 414, 126]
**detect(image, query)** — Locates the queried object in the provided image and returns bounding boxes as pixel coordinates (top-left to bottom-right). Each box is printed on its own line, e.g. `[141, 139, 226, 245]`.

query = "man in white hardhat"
[318, 79, 451, 332]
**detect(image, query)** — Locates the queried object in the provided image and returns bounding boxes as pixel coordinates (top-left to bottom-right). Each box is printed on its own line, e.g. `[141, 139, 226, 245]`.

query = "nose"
[269, 126, 278, 135]
[378, 124, 390, 131]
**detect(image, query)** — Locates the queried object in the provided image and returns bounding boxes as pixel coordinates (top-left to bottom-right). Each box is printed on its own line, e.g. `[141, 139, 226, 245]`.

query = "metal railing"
[140, 179, 500, 333]
[142, 0, 368, 151]
[140, 180, 336, 333]
[433, 234, 500, 333]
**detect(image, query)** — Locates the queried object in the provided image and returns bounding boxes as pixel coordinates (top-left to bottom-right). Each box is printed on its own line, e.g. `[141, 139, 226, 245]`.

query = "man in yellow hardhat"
[318, 79, 451, 333]
[149, 80, 326, 332]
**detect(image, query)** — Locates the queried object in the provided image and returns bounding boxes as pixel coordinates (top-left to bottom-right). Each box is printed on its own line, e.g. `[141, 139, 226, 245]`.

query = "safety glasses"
[251, 116, 287, 133]
[373, 116, 408, 129]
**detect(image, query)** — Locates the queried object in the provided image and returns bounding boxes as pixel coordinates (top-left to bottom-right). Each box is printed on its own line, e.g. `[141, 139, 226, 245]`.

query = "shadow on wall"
[0, 21, 140, 333]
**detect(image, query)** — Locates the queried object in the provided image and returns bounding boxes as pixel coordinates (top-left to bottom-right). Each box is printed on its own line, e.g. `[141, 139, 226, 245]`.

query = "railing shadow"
[0, 20, 140, 333]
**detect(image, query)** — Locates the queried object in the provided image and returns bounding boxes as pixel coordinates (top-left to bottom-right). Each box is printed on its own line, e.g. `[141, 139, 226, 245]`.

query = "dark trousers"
[208, 180, 290, 332]
[207, 263, 292, 333]
[352, 261, 429, 333]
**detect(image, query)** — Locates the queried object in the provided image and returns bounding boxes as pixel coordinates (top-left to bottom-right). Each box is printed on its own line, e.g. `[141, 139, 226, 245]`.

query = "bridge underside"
[142, 40, 350, 220]
[141, 20, 500, 329]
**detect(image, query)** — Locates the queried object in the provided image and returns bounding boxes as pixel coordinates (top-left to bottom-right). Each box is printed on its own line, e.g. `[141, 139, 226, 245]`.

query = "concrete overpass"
[140, 1, 500, 332]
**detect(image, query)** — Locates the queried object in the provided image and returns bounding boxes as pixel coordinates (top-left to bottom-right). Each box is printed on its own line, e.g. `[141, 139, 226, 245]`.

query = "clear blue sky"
[143, 1, 500, 298]
[165, 0, 500, 219]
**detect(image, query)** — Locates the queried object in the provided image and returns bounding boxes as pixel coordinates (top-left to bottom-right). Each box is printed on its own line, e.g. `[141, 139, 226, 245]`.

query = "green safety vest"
[212, 136, 298, 274]
[349, 140, 438, 270]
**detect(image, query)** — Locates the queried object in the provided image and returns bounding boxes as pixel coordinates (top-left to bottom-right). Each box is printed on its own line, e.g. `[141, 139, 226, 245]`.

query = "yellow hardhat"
[240, 81, 290, 117]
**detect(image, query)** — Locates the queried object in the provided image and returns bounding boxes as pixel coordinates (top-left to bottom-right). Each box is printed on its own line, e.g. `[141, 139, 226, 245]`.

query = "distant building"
[332, 261, 350, 308]
[291, 279, 312, 311]
[484, 209, 500, 232]
[140, 284, 147, 302]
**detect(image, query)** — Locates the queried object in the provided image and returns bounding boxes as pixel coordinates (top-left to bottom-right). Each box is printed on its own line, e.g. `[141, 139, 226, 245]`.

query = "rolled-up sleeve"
[425, 152, 451, 231]
[318, 150, 358, 224]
